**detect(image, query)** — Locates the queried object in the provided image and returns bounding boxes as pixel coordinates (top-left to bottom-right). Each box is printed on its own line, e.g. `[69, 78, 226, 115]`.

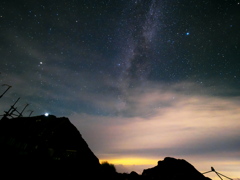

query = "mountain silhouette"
[0, 115, 211, 180]
[142, 157, 211, 180]
[0, 115, 100, 178]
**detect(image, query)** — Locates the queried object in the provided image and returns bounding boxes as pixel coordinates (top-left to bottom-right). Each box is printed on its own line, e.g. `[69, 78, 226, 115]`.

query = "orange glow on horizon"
[100, 158, 157, 165]
[100, 158, 239, 180]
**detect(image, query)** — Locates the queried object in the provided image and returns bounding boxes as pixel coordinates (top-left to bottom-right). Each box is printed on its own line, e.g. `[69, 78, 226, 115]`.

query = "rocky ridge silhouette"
[0, 115, 211, 180]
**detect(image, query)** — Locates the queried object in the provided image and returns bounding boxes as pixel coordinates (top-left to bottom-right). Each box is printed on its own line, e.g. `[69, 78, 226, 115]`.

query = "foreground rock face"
[112, 157, 211, 180]
[142, 157, 211, 180]
[0, 115, 100, 178]
[0, 115, 211, 180]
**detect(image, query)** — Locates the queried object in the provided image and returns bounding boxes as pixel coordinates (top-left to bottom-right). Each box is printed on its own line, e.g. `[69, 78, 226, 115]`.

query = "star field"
[0, 0, 240, 179]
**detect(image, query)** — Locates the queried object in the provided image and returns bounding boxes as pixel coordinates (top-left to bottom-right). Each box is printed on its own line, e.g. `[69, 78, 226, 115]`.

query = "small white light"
[44, 113, 49, 117]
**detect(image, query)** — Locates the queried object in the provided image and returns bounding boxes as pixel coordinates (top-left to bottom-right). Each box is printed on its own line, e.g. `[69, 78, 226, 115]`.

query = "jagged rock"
[142, 157, 211, 180]
[0, 116, 214, 180]
[129, 171, 141, 179]
[0, 115, 100, 178]
[116, 171, 141, 180]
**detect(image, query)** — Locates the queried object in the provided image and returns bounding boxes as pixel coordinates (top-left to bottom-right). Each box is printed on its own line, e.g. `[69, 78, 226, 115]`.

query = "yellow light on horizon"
[100, 158, 157, 166]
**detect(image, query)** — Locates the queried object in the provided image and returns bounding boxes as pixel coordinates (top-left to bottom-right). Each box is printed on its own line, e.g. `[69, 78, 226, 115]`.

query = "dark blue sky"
[0, 0, 240, 178]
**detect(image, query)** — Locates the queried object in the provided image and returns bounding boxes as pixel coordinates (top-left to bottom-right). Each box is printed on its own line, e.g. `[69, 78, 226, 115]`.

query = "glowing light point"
[186, 32, 190, 36]
[44, 113, 49, 117]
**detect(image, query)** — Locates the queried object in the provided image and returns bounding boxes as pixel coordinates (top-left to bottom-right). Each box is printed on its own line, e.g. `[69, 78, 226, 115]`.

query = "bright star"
[186, 32, 190, 36]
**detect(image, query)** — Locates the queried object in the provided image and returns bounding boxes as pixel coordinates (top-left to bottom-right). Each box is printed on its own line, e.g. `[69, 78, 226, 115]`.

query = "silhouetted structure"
[0, 84, 11, 99]
[0, 97, 21, 119]
[203, 167, 233, 180]
[0, 115, 100, 178]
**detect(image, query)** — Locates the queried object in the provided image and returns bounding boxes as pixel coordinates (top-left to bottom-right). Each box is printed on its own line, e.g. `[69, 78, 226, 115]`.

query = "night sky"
[1, 0, 240, 179]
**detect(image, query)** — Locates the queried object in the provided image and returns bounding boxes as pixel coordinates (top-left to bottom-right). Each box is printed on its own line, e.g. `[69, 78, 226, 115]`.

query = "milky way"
[0, 1, 240, 178]
[121, 0, 160, 80]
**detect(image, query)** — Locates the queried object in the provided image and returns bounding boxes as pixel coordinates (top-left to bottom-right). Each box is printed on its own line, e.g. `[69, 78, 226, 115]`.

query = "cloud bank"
[67, 80, 240, 179]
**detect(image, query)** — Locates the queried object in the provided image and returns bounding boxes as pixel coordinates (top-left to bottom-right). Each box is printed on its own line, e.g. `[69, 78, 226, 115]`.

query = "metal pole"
[202, 167, 233, 180]
[216, 172, 233, 180]
[18, 104, 29, 117]
[28, 110, 34, 117]
[202, 170, 212, 174]
[214, 171, 223, 180]
[2, 97, 20, 119]
[0, 84, 12, 99]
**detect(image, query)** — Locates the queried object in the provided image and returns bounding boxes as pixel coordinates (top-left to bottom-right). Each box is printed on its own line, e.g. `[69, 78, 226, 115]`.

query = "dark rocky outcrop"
[142, 157, 211, 180]
[100, 158, 212, 180]
[0, 115, 212, 180]
[0, 115, 100, 178]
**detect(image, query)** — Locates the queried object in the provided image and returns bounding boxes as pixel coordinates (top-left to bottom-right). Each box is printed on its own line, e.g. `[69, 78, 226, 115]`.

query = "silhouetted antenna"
[8, 106, 19, 118]
[1, 97, 20, 119]
[18, 103, 29, 117]
[203, 167, 233, 180]
[0, 84, 12, 99]
[28, 110, 34, 117]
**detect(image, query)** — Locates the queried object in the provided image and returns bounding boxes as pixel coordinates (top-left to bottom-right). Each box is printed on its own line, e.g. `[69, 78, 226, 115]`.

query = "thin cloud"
[69, 82, 240, 180]
[69, 81, 240, 162]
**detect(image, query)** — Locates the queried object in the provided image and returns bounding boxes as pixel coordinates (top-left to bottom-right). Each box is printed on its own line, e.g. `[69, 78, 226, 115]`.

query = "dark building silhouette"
[0, 115, 100, 178]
